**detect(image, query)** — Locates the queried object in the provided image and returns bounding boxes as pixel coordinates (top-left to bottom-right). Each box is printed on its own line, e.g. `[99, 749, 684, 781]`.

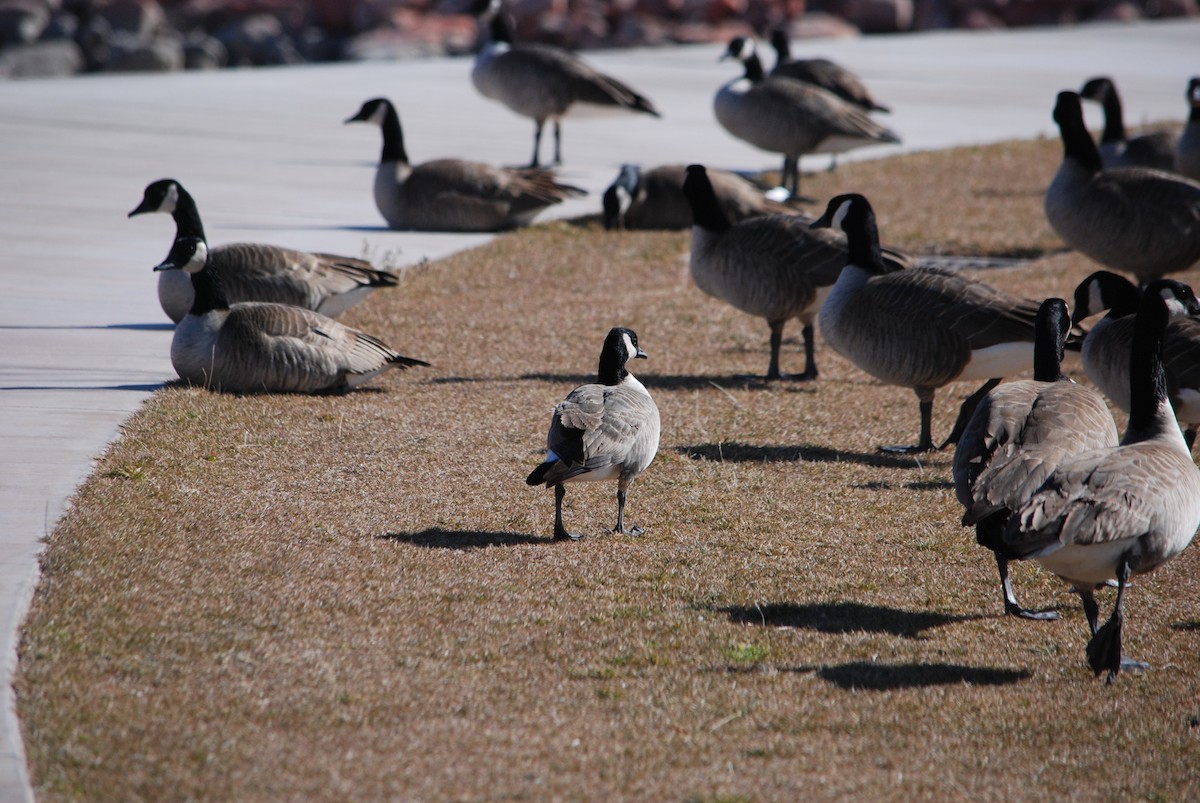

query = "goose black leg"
[1077, 586, 1100, 635]
[1086, 557, 1148, 682]
[552, 121, 563, 166]
[940, 378, 1002, 449]
[612, 483, 644, 537]
[552, 484, 583, 541]
[881, 395, 936, 453]
[749, 320, 817, 382]
[996, 552, 1059, 620]
[530, 119, 545, 168]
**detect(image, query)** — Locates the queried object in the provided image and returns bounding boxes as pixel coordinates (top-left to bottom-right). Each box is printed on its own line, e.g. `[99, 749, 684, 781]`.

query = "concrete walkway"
[1, 19, 1197, 800]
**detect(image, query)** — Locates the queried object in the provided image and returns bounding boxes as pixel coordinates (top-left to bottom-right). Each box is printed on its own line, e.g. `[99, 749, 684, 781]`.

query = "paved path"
[1, 19, 1197, 800]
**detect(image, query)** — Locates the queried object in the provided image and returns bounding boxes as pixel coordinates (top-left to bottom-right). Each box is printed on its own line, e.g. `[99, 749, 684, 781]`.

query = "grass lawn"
[17, 135, 1200, 801]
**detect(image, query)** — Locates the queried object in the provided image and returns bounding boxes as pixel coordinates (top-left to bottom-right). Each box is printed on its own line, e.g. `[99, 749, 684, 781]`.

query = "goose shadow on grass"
[676, 442, 923, 470]
[519, 373, 819, 392]
[1171, 621, 1200, 632]
[717, 601, 983, 639]
[801, 661, 1031, 690]
[380, 528, 549, 550]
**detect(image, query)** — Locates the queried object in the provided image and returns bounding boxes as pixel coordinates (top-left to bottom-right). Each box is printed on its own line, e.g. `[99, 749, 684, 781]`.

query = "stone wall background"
[1, 0, 1195, 79]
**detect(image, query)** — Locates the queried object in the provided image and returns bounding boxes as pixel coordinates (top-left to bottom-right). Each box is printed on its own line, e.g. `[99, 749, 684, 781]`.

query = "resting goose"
[471, 0, 660, 168]
[1079, 76, 1176, 171]
[527, 327, 660, 541]
[715, 37, 900, 198]
[155, 236, 428, 394]
[813, 193, 1042, 452]
[1072, 271, 1200, 450]
[1176, 77, 1200, 181]
[603, 163, 797, 231]
[345, 97, 584, 232]
[682, 165, 912, 381]
[1004, 284, 1200, 682]
[1044, 91, 1200, 285]
[954, 297, 1119, 620]
[129, 179, 400, 324]
[768, 29, 890, 114]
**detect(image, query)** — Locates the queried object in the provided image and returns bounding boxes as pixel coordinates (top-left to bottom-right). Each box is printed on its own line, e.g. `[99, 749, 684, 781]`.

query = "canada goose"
[345, 97, 584, 232]
[768, 29, 890, 114]
[526, 327, 660, 541]
[1004, 284, 1200, 682]
[1079, 76, 1176, 171]
[1044, 91, 1200, 285]
[129, 179, 399, 324]
[682, 165, 912, 381]
[1072, 271, 1200, 450]
[471, 0, 660, 168]
[603, 163, 797, 231]
[154, 236, 428, 394]
[813, 193, 1042, 452]
[716, 37, 900, 199]
[954, 298, 1119, 620]
[1176, 77, 1200, 181]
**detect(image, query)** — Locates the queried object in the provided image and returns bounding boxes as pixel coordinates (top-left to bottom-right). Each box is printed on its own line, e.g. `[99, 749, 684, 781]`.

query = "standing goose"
[682, 165, 910, 381]
[1004, 284, 1200, 682]
[813, 193, 1042, 453]
[1044, 91, 1200, 285]
[155, 236, 428, 394]
[345, 97, 584, 232]
[129, 179, 399, 324]
[1079, 76, 1176, 171]
[1176, 77, 1200, 181]
[1072, 271, 1200, 450]
[603, 163, 798, 231]
[768, 29, 890, 114]
[715, 37, 900, 199]
[527, 327, 660, 541]
[954, 298, 1119, 620]
[471, 0, 660, 168]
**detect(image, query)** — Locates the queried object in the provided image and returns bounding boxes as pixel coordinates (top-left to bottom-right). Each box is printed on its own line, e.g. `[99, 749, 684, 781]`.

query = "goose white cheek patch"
[184, 241, 209, 274]
[159, 182, 179, 214]
[831, 199, 853, 230]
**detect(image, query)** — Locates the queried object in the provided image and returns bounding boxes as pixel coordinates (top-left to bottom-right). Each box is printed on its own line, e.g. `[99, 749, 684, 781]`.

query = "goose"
[154, 236, 428, 394]
[812, 193, 1043, 452]
[1176, 77, 1200, 181]
[954, 297, 1119, 621]
[603, 163, 798, 231]
[682, 165, 913, 382]
[1079, 76, 1176, 171]
[1044, 91, 1200, 285]
[470, 0, 660, 168]
[716, 37, 900, 199]
[526, 327, 660, 541]
[345, 97, 585, 232]
[1072, 271, 1200, 450]
[129, 179, 399, 324]
[768, 28, 890, 114]
[1003, 283, 1200, 682]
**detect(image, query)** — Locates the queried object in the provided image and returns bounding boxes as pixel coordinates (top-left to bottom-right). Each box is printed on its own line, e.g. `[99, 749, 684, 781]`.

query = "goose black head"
[1144, 278, 1200, 318]
[1078, 76, 1115, 103]
[1187, 77, 1200, 108]
[769, 28, 790, 58]
[1071, 270, 1139, 325]
[129, 178, 182, 217]
[811, 193, 871, 233]
[153, 236, 208, 275]
[721, 36, 755, 63]
[602, 164, 641, 231]
[345, 97, 391, 126]
[598, 327, 647, 385]
[1032, 297, 1071, 382]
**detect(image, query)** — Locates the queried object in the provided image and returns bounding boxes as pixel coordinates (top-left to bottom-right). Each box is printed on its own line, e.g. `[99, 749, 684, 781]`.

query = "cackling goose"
[130, 179, 399, 324]
[527, 327, 660, 541]
[1004, 284, 1200, 682]
[345, 97, 584, 232]
[603, 163, 797, 231]
[1079, 76, 1176, 171]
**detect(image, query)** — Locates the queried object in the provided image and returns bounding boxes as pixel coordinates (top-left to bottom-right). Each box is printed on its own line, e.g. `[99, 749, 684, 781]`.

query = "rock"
[1093, 1, 1142, 20]
[40, 9, 76, 40]
[213, 12, 304, 65]
[183, 30, 226, 69]
[0, 37, 80, 76]
[1144, 0, 1198, 17]
[104, 29, 182, 70]
[0, 0, 51, 46]
[92, 0, 165, 40]
[823, 0, 914, 32]
[782, 10, 862, 38]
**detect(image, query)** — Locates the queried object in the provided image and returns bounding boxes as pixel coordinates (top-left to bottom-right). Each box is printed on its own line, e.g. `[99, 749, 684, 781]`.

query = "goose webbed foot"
[553, 528, 584, 542]
[878, 441, 937, 454]
[552, 484, 582, 541]
[1005, 601, 1060, 621]
[1086, 614, 1134, 683]
[611, 524, 645, 537]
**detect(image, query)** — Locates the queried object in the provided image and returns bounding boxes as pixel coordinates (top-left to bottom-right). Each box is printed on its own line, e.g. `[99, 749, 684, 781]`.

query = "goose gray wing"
[771, 58, 887, 112]
[755, 79, 898, 145]
[542, 383, 658, 483]
[410, 160, 581, 207]
[485, 45, 658, 116]
[1090, 168, 1200, 246]
[211, 244, 396, 310]
[1164, 316, 1200, 396]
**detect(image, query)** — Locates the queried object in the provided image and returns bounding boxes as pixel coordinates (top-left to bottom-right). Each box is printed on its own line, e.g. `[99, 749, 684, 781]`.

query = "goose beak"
[635, 348, 648, 360]
[810, 213, 832, 230]
[153, 260, 180, 272]
[127, 200, 152, 218]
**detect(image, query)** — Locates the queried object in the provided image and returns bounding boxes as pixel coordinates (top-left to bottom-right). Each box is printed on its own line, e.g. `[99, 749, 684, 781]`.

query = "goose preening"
[527, 327, 660, 541]
[954, 298, 1119, 620]
[1176, 77, 1200, 181]
[129, 179, 400, 324]
[471, 0, 660, 168]
[603, 163, 797, 231]
[812, 193, 1042, 453]
[155, 236, 428, 394]
[682, 164, 911, 381]
[1044, 91, 1200, 285]
[1078, 76, 1176, 171]
[345, 97, 584, 232]
[768, 29, 890, 114]
[715, 37, 900, 199]
[1073, 271, 1200, 450]
[1003, 284, 1200, 682]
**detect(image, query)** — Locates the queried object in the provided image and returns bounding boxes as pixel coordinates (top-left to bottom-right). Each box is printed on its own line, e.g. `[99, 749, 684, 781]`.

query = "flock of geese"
[126, 4, 1200, 683]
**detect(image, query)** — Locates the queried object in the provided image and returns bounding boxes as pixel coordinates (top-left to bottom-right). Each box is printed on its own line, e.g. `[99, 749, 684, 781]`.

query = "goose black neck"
[843, 206, 891, 275]
[171, 186, 207, 241]
[489, 12, 514, 44]
[1098, 88, 1127, 144]
[743, 53, 765, 83]
[597, 352, 628, 386]
[187, 263, 229, 316]
[1105, 284, 1141, 319]
[1125, 293, 1170, 439]
[681, 167, 731, 233]
[378, 102, 409, 164]
[1032, 302, 1068, 382]
[1055, 93, 1103, 174]
[770, 31, 791, 63]
[1190, 100, 1200, 124]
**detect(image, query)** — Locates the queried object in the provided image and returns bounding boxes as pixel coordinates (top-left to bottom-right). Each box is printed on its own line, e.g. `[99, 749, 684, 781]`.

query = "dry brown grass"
[18, 137, 1200, 802]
